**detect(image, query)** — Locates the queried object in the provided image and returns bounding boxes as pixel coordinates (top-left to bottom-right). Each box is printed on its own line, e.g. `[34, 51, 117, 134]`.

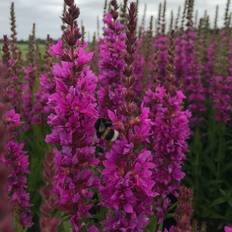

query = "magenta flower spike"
[45, 0, 99, 230]
[0, 165, 16, 232]
[210, 75, 232, 123]
[225, 226, 232, 232]
[175, 29, 206, 125]
[22, 65, 35, 131]
[97, 0, 126, 117]
[144, 86, 191, 222]
[100, 2, 157, 230]
[0, 62, 32, 229]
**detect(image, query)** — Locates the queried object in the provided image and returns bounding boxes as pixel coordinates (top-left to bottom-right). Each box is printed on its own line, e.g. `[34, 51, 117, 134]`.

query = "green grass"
[0, 42, 46, 59]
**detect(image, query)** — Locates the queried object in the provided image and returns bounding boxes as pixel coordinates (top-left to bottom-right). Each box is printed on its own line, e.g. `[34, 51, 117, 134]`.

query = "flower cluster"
[2, 139, 32, 228]
[40, 152, 60, 232]
[98, 0, 126, 116]
[22, 65, 36, 130]
[0, 62, 32, 229]
[45, 1, 99, 230]
[102, 139, 155, 231]
[153, 34, 169, 82]
[225, 226, 232, 232]
[144, 86, 191, 221]
[176, 30, 205, 124]
[32, 38, 55, 125]
[0, 164, 15, 232]
[100, 3, 157, 231]
[210, 75, 232, 123]
[3, 0, 232, 230]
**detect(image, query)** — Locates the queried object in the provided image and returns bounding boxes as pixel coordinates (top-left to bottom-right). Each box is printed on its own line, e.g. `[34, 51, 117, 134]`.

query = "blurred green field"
[0, 42, 46, 58]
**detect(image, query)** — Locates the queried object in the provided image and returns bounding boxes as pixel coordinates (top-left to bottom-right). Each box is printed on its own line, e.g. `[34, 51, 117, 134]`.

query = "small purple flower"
[49, 39, 63, 57]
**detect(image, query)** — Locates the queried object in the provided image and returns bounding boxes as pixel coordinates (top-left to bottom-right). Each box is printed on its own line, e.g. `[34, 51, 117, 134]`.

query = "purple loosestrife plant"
[2, 35, 21, 112]
[0, 63, 32, 229]
[101, 3, 156, 231]
[175, 29, 205, 125]
[179, 1, 206, 125]
[202, 40, 217, 99]
[0, 165, 16, 232]
[2, 138, 33, 228]
[174, 32, 186, 88]
[32, 73, 55, 124]
[131, 36, 146, 100]
[144, 29, 191, 223]
[40, 152, 60, 232]
[183, 29, 206, 124]
[22, 65, 36, 130]
[225, 226, 232, 232]
[153, 34, 169, 83]
[144, 86, 191, 222]
[45, 1, 99, 231]
[98, 0, 126, 116]
[210, 75, 232, 123]
[32, 35, 55, 125]
[0, 112, 32, 229]
[0, 64, 16, 232]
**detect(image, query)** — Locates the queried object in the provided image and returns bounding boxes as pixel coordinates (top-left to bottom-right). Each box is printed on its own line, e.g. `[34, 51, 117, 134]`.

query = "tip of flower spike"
[225, 226, 232, 232]
[64, 0, 74, 7]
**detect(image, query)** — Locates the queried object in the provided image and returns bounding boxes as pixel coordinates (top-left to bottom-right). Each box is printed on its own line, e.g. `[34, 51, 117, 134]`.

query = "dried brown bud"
[69, 5, 80, 20]
[64, 0, 74, 7]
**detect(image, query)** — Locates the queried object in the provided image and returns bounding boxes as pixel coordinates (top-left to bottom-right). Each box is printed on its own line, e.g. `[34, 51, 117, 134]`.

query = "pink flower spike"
[225, 226, 232, 232]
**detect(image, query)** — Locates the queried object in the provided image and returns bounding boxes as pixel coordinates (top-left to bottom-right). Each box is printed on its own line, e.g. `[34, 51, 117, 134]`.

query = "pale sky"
[0, 0, 230, 40]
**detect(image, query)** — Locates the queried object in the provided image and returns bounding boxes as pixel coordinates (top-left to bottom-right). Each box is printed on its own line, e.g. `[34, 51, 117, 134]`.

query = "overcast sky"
[0, 0, 230, 40]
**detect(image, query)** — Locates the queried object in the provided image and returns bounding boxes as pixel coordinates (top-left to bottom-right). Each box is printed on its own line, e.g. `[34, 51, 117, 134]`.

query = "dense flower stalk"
[153, 34, 169, 83]
[10, 2, 19, 62]
[203, 41, 217, 86]
[101, 3, 156, 231]
[2, 35, 11, 65]
[210, 75, 232, 123]
[2, 35, 21, 112]
[175, 28, 205, 124]
[40, 152, 60, 232]
[0, 62, 32, 229]
[225, 226, 232, 232]
[0, 67, 32, 229]
[185, 31, 206, 123]
[174, 1, 206, 124]
[174, 33, 186, 87]
[144, 26, 191, 223]
[0, 165, 16, 232]
[2, 138, 33, 228]
[32, 35, 55, 124]
[22, 65, 36, 130]
[144, 86, 191, 222]
[133, 37, 145, 97]
[0, 63, 16, 232]
[98, 0, 126, 116]
[46, 1, 99, 231]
